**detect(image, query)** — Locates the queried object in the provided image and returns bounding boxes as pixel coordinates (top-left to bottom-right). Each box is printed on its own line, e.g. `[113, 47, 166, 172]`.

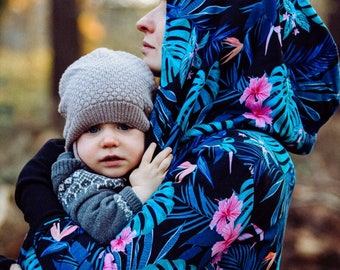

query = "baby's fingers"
[140, 142, 157, 164]
[152, 147, 173, 169]
[158, 152, 173, 173]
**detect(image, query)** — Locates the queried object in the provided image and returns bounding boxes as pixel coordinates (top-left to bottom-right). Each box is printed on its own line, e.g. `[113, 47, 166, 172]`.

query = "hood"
[150, 0, 340, 155]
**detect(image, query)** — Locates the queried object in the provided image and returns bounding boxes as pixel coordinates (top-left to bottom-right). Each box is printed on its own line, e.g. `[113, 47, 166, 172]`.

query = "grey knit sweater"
[51, 152, 143, 244]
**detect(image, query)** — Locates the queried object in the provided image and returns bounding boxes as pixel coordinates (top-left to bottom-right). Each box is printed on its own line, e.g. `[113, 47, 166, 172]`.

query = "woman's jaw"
[136, 0, 166, 77]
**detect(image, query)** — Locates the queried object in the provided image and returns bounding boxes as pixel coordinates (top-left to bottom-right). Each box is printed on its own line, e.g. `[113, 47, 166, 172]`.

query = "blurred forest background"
[0, 0, 339, 269]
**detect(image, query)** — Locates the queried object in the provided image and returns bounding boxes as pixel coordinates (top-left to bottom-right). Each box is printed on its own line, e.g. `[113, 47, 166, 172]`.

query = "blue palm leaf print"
[236, 178, 254, 228]
[262, 0, 277, 24]
[188, 5, 231, 24]
[143, 259, 196, 270]
[40, 241, 69, 257]
[219, 243, 261, 269]
[177, 69, 206, 129]
[20, 247, 43, 270]
[243, 2, 263, 27]
[170, 0, 230, 25]
[156, 225, 184, 260]
[266, 64, 302, 144]
[285, 34, 338, 79]
[282, 0, 309, 39]
[298, 0, 324, 26]
[162, 17, 194, 87]
[130, 233, 152, 268]
[130, 182, 175, 235]
[196, 155, 214, 187]
[260, 134, 293, 172]
[194, 61, 220, 118]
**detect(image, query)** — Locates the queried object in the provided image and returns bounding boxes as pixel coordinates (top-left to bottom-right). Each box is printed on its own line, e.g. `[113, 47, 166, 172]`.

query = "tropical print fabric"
[153, 0, 339, 155]
[20, 130, 296, 269]
[18, 0, 339, 269]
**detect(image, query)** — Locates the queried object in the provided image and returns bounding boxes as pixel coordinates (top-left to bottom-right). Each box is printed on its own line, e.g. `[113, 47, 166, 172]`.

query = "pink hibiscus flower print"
[103, 253, 117, 270]
[211, 223, 242, 258]
[243, 103, 272, 128]
[110, 227, 136, 253]
[210, 193, 243, 235]
[50, 222, 78, 241]
[240, 75, 272, 108]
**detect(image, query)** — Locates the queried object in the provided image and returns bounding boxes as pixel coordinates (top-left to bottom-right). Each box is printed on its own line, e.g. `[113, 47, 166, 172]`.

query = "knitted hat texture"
[59, 48, 156, 150]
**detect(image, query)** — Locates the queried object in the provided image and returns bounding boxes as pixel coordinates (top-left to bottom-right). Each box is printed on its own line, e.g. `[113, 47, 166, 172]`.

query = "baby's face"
[76, 123, 145, 178]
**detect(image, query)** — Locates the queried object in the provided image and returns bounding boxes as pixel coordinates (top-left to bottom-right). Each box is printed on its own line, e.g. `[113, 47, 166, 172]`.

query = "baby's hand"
[130, 142, 173, 203]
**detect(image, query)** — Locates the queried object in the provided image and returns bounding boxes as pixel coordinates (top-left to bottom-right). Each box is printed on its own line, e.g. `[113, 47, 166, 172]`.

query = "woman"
[15, 0, 339, 269]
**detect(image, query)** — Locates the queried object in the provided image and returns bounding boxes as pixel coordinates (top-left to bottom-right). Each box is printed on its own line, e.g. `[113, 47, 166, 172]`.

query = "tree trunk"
[51, 0, 81, 128]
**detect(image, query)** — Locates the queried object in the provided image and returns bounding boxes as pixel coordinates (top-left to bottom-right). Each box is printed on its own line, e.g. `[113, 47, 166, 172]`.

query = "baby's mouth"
[101, 156, 120, 162]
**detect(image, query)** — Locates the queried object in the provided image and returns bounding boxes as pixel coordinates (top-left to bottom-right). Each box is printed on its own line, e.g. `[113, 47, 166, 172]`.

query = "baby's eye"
[87, 125, 100, 133]
[118, 124, 131, 131]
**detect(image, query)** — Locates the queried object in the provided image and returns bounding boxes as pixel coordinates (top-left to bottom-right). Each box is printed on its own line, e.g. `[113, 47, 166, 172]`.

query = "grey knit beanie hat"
[59, 48, 156, 150]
